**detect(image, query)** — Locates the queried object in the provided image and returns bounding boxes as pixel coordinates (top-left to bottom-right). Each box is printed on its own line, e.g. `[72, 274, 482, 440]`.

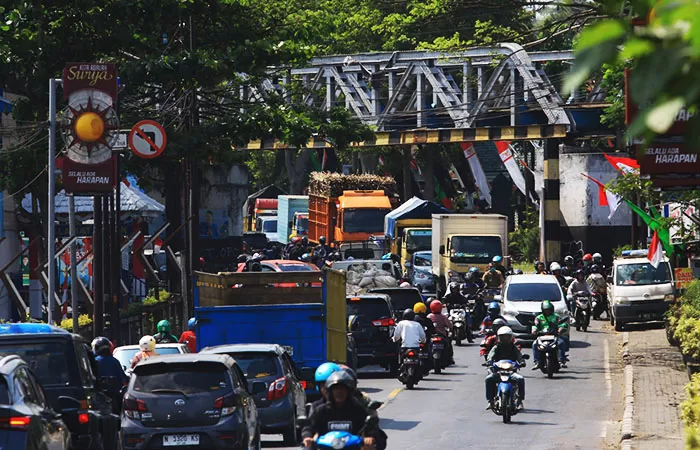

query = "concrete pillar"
[543, 139, 561, 263]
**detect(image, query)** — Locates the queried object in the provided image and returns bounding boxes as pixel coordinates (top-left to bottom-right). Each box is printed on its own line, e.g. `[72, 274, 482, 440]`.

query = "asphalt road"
[263, 320, 622, 449]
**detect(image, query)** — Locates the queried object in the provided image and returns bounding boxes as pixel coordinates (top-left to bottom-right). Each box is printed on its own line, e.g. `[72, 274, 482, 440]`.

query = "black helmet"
[576, 269, 585, 279]
[564, 255, 574, 266]
[325, 370, 357, 391]
[402, 309, 415, 321]
[91, 336, 111, 355]
[301, 236, 309, 245]
[590, 264, 600, 274]
[492, 318, 507, 333]
[319, 236, 326, 245]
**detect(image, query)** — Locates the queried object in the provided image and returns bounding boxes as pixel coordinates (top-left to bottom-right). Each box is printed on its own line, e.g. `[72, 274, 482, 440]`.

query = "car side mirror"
[251, 381, 267, 395]
[522, 354, 530, 360]
[494, 295, 502, 302]
[58, 396, 81, 414]
[404, 261, 412, 268]
[439, 245, 445, 255]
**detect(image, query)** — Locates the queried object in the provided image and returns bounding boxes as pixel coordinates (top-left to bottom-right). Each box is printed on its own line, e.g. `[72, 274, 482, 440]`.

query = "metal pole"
[47, 78, 58, 324]
[93, 197, 103, 336]
[69, 196, 78, 332]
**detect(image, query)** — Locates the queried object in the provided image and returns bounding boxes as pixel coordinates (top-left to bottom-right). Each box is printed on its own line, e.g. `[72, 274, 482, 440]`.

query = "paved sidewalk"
[622, 328, 687, 449]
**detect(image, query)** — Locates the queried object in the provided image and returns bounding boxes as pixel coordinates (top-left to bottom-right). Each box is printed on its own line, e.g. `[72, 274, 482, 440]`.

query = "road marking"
[603, 338, 612, 399]
[387, 388, 403, 400]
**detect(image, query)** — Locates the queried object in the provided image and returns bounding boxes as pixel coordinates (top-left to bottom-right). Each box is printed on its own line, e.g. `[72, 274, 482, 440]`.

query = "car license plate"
[163, 435, 199, 446]
[419, 353, 429, 359]
[432, 344, 444, 349]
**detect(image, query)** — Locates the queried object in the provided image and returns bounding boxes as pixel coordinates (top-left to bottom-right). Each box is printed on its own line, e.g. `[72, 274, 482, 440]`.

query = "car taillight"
[406, 350, 416, 358]
[214, 394, 237, 417]
[267, 377, 288, 401]
[78, 412, 89, 424]
[0, 415, 31, 429]
[300, 380, 308, 389]
[372, 318, 395, 327]
[123, 395, 148, 419]
[431, 336, 442, 342]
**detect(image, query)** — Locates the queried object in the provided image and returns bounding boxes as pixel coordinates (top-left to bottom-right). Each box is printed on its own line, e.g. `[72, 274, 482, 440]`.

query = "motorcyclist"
[302, 371, 386, 450]
[91, 336, 128, 412]
[413, 302, 436, 337]
[550, 262, 567, 290]
[479, 318, 521, 358]
[568, 269, 592, 313]
[531, 301, 568, 369]
[392, 309, 427, 352]
[468, 267, 485, 289]
[130, 335, 160, 369]
[485, 326, 526, 410]
[444, 282, 476, 343]
[153, 319, 178, 343]
[308, 362, 342, 414]
[178, 318, 197, 353]
[313, 236, 330, 259]
[482, 263, 504, 289]
[562, 255, 575, 277]
[480, 302, 506, 334]
[492, 256, 507, 278]
[587, 264, 608, 315]
[338, 365, 376, 413]
[582, 253, 593, 275]
[534, 260, 548, 274]
[289, 238, 306, 261]
[592, 252, 606, 276]
[284, 236, 300, 259]
[428, 301, 454, 364]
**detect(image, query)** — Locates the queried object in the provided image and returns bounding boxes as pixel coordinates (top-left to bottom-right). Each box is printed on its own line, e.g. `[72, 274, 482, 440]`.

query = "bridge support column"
[543, 139, 561, 263]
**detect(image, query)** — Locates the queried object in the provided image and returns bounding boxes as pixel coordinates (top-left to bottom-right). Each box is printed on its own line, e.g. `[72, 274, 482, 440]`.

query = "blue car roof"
[0, 323, 72, 335]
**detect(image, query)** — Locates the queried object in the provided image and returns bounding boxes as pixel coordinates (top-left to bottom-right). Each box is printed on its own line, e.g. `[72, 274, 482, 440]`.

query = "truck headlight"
[664, 294, 675, 302]
[615, 297, 630, 305]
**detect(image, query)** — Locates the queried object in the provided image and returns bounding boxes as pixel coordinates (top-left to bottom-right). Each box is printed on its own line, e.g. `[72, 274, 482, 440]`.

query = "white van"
[609, 250, 675, 331]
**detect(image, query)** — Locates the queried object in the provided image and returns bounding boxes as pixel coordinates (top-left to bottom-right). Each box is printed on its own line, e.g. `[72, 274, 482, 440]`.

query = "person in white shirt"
[392, 309, 426, 348]
[567, 269, 592, 313]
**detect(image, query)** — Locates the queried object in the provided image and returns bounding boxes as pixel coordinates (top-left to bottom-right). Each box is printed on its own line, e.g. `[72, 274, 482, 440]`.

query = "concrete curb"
[621, 332, 630, 361]
[621, 364, 635, 444]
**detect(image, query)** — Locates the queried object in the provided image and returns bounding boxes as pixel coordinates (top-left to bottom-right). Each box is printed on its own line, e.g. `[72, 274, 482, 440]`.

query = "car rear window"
[133, 362, 231, 394]
[0, 377, 10, 404]
[346, 297, 392, 319]
[276, 264, 315, 272]
[370, 289, 422, 311]
[223, 352, 280, 379]
[0, 342, 79, 387]
[506, 282, 562, 302]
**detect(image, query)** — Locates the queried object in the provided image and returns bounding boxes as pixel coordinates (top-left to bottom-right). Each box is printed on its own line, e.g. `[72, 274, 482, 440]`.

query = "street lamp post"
[47, 78, 62, 325]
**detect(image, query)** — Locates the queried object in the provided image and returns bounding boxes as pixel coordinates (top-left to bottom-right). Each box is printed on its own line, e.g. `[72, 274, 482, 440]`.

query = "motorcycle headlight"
[664, 294, 675, 302]
[500, 374, 510, 382]
[331, 436, 349, 449]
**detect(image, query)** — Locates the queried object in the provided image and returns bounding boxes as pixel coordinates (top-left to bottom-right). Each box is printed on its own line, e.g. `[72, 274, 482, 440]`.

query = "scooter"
[430, 333, 448, 374]
[448, 305, 469, 345]
[398, 347, 422, 389]
[572, 293, 591, 332]
[299, 406, 384, 449]
[490, 355, 529, 424]
[591, 291, 609, 320]
[534, 332, 560, 379]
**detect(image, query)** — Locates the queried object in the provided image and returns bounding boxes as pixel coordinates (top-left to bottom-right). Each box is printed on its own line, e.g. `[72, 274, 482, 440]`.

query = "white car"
[113, 343, 190, 374]
[497, 274, 569, 339]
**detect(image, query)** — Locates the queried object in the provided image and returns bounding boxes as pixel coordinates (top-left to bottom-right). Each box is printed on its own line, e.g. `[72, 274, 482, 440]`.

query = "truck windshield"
[344, 209, 391, 233]
[449, 236, 501, 264]
[616, 262, 672, 286]
[262, 220, 277, 233]
[405, 230, 432, 252]
[296, 216, 308, 233]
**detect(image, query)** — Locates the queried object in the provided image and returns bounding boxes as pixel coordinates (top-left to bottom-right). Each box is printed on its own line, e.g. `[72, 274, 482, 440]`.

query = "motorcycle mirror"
[368, 400, 383, 411]
[365, 415, 379, 428]
[522, 354, 530, 360]
[297, 415, 309, 427]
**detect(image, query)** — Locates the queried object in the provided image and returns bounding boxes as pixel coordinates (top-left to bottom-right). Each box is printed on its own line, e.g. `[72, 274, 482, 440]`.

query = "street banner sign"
[128, 120, 167, 159]
[62, 63, 118, 103]
[62, 156, 116, 194]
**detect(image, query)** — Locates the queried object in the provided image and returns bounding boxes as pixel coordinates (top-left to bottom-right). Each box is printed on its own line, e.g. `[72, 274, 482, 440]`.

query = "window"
[262, 220, 277, 233]
[114, 347, 184, 370]
[405, 230, 432, 252]
[414, 253, 432, 267]
[230, 365, 246, 389]
[616, 262, 672, 286]
[505, 282, 563, 302]
[276, 264, 315, 272]
[449, 236, 502, 264]
[14, 369, 39, 405]
[0, 376, 10, 405]
[133, 363, 231, 394]
[0, 341, 80, 387]
[370, 289, 422, 312]
[260, 265, 276, 272]
[75, 343, 96, 388]
[346, 298, 392, 323]
[296, 216, 308, 233]
[225, 352, 281, 379]
[343, 209, 391, 233]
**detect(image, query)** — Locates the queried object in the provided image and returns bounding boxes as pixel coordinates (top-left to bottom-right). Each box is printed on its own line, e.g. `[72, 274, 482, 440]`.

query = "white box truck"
[431, 214, 509, 295]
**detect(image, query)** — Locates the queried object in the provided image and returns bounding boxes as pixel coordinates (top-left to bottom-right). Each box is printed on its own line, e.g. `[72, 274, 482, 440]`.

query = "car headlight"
[664, 294, 675, 302]
[615, 297, 630, 304]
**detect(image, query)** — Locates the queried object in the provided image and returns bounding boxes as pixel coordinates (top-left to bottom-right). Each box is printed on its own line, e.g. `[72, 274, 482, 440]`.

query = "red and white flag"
[461, 142, 492, 206]
[495, 141, 528, 198]
[648, 230, 663, 268]
[582, 174, 621, 219]
[604, 153, 640, 174]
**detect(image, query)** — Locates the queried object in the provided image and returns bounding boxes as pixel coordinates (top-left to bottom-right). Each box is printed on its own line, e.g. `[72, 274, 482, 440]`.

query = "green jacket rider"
[531, 301, 568, 337]
[154, 319, 179, 344]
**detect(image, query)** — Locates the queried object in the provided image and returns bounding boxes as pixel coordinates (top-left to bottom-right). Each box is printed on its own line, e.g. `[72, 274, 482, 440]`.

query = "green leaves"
[576, 20, 626, 52]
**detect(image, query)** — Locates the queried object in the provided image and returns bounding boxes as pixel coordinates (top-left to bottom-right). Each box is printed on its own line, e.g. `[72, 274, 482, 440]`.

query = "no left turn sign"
[128, 120, 167, 159]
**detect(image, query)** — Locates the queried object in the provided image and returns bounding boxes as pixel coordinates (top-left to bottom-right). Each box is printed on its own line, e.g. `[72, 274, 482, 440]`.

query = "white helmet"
[139, 335, 156, 352]
[497, 326, 513, 337]
[592, 252, 602, 262]
[399, 281, 411, 288]
[550, 262, 561, 272]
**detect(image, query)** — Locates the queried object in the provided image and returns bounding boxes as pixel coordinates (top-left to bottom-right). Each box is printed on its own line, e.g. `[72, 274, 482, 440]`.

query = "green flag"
[624, 200, 674, 255]
[309, 150, 322, 171]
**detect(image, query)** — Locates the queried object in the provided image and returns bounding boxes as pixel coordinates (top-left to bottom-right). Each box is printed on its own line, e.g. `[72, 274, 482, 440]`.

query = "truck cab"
[609, 250, 676, 331]
[336, 190, 392, 242]
[292, 212, 308, 237]
[400, 227, 432, 273]
[256, 216, 279, 243]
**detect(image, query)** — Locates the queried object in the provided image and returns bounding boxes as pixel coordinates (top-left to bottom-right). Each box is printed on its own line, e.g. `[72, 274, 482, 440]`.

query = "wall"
[199, 164, 249, 237]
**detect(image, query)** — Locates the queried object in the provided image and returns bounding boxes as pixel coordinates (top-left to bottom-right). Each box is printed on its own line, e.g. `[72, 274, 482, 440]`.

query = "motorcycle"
[299, 409, 383, 449]
[398, 347, 422, 389]
[591, 291, 609, 320]
[430, 333, 448, 374]
[572, 293, 591, 332]
[534, 332, 560, 378]
[448, 305, 469, 345]
[490, 355, 529, 424]
[418, 342, 431, 377]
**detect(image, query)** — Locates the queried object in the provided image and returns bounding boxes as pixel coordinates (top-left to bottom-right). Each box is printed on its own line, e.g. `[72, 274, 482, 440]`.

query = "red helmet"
[292, 237, 301, 244]
[583, 253, 593, 262]
[430, 300, 443, 314]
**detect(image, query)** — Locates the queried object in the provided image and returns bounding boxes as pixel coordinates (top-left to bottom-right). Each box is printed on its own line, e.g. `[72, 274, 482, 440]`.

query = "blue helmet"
[488, 301, 501, 314]
[187, 318, 196, 330]
[469, 266, 479, 273]
[315, 362, 341, 384]
[381, 253, 392, 260]
[492, 255, 502, 264]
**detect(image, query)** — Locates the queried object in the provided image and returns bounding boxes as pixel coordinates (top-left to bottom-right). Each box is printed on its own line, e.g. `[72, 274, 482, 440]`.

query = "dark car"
[121, 353, 260, 450]
[368, 287, 425, 319]
[346, 294, 399, 372]
[0, 323, 119, 450]
[200, 344, 305, 446]
[0, 354, 71, 450]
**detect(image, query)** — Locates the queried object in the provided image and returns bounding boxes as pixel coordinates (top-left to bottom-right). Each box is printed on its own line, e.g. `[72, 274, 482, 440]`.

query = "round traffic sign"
[128, 120, 167, 159]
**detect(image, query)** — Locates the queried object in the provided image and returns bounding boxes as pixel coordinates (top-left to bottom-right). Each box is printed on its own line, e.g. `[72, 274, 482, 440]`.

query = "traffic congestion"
[0, 173, 675, 450]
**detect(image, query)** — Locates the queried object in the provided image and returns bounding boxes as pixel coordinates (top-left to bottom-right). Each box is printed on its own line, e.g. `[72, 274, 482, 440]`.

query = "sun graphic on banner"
[59, 90, 119, 164]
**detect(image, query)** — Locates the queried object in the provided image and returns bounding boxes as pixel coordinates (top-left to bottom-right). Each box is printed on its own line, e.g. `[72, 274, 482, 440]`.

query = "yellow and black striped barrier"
[543, 139, 561, 264]
[240, 124, 568, 150]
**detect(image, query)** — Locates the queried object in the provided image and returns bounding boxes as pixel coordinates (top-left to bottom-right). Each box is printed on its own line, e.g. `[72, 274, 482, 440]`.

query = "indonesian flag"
[581, 174, 621, 219]
[604, 153, 640, 174]
[495, 141, 528, 200]
[648, 230, 663, 268]
[154, 237, 163, 254]
[461, 142, 492, 206]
